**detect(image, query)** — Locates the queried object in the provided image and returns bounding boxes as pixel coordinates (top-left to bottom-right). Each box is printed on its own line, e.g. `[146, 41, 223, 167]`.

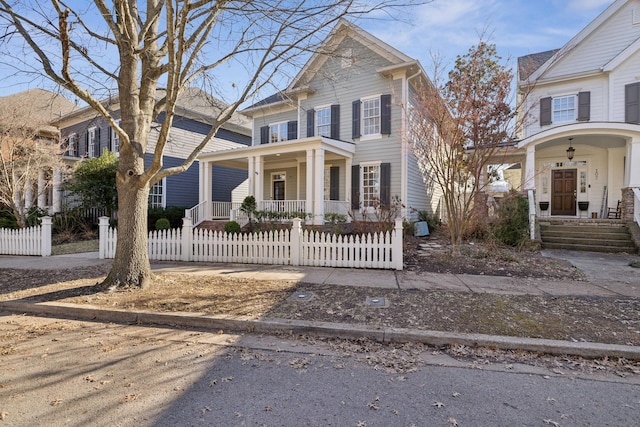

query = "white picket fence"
[0, 217, 52, 257]
[99, 217, 403, 270]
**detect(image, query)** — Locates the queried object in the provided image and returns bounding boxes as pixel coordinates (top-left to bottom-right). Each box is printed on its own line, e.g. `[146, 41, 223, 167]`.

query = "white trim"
[87, 126, 97, 158]
[361, 95, 382, 139]
[360, 161, 382, 211]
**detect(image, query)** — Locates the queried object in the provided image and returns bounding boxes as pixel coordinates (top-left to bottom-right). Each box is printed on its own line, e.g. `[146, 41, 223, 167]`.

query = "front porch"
[186, 199, 351, 226]
[191, 136, 357, 226]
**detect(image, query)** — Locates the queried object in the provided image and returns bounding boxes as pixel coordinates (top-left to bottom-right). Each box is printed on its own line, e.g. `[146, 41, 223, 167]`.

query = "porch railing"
[528, 189, 536, 240]
[185, 201, 207, 226]
[633, 187, 640, 227]
[259, 200, 306, 213]
[212, 201, 241, 219]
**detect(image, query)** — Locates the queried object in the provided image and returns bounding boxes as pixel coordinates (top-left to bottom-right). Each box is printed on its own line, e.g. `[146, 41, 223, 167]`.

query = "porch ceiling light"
[566, 138, 575, 160]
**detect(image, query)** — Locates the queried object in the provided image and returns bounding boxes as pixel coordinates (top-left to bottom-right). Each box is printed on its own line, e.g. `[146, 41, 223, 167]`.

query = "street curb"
[2, 300, 639, 361]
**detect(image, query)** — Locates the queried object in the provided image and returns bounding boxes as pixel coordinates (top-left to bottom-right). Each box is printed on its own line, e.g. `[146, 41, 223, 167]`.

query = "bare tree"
[0, 0, 423, 289]
[0, 102, 67, 227]
[409, 40, 533, 255]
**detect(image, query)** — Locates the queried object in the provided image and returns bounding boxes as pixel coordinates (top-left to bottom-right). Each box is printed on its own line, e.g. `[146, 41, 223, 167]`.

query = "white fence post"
[182, 217, 193, 262]
[290, 218, 302, 266]
[40, 216, 52, 257]
[393, 218, 403, 270]
[98, 217, 110, 259]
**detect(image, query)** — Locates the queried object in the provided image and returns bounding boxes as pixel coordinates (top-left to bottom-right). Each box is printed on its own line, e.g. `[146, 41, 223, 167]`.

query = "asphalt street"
[1, 315, 639, 427]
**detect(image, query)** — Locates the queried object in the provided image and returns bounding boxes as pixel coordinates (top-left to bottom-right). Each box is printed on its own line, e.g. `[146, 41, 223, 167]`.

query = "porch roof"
[198, 136, 356, 169]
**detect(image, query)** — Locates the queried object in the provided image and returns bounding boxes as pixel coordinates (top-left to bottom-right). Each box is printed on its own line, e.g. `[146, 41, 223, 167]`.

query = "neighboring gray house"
[195, 19, 440, 225]
[50, 88, 251, 212]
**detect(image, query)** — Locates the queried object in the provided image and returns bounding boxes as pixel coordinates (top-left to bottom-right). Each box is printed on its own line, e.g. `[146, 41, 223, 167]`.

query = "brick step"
[539, 222, 637, 254]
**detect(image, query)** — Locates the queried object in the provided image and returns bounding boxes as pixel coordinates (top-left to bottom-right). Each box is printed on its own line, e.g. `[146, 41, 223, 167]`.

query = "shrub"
[148, 206, 186, 230]
[491, 191, 529, 247]
[224, 220, 241, 234]
[155, 218, 171, 230]
[417, 210, 441, 232]
[0, 217, 18, 229]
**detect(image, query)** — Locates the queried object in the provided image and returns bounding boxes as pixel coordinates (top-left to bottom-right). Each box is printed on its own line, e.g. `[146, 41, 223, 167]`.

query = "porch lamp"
[566, 138, 575, 160]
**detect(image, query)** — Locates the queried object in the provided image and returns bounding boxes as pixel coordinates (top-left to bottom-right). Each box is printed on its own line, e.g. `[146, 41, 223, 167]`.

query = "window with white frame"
[362, 97, 380, 136]
[361, 163, 380, 209]
[111, 120, 120, 153]
[66, 133, 78, 157]
[149, 179, 166, 208]
[270, 122, 288, 143]
[553, 95, 576, 123]
[316, 107, 331, 137]
[87, 127, 97, 157]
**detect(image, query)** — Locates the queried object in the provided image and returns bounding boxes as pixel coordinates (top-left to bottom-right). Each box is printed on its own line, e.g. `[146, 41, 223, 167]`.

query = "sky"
[0, 0, 615, 100]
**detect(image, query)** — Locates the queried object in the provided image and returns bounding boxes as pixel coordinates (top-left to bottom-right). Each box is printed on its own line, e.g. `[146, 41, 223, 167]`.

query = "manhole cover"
[365, 296, 388, 308]
[288, 291, 314, 302]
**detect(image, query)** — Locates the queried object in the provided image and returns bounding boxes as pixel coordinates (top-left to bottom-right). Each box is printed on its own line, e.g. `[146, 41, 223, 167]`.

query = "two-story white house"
[517, 0, 640, 223]
[194, 19, 439, 226]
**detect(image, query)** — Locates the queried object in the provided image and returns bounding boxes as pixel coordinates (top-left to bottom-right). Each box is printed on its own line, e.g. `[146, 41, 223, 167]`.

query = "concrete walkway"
[2, 250, 640, 360]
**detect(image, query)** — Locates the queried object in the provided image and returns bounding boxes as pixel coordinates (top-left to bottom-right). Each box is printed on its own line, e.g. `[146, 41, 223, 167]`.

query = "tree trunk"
[101, 172, 152, 290]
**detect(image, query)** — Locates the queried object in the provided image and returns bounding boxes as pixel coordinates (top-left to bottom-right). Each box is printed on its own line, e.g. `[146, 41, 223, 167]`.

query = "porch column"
[200, 161, 212, 220]
[345, 157, 352, 222]
[52, 169, 62, 213]
[524, 145, 536, 191]
[313, 148, 325, 225]
[625, 137, 640, 187]
[37, 170, 46, 208]
[306, 149, 314, 222]
[255, 155, 264, 205]
[248, 156, 256, 198]
[24, 178, 33, 210]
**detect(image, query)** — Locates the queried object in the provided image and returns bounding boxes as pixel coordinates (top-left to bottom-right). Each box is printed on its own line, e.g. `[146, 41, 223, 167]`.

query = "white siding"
[544, 1, 640, 79]
[610, 49, 640, 122]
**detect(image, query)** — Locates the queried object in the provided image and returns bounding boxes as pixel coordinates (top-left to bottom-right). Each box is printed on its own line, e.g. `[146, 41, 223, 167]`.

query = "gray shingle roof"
[518, 49, 559, 80]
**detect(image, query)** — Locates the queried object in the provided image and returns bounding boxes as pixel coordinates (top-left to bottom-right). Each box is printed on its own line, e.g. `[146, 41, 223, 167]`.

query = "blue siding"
[158, 112, 251, 146]
[145, 154, 198, 208]
[212, 165, 247, 202]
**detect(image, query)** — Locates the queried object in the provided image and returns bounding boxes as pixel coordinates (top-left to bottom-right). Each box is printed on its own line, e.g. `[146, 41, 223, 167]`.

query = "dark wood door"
[273, 180, 285, 201]
[551, 169, 576, 215]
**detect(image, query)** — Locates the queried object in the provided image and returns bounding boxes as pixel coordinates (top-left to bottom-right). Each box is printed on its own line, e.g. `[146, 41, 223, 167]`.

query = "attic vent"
[633, 7, 640, 25]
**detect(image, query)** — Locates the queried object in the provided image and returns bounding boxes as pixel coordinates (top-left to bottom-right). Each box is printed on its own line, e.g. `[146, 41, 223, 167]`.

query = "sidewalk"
[2, 250, 640, 360]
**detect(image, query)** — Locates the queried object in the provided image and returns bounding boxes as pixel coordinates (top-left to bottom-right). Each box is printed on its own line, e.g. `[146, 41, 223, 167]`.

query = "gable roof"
[0, 88, 77, 136]
[522, 0, 630, 83]
[50, 87, 250, 134]
[244, 19, 421, 113]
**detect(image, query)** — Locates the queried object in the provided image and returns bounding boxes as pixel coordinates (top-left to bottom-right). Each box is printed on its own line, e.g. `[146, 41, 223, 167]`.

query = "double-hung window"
[66, 133, 78, 157]
[270, 122, 288, 143]
[362, 97, 381, 136]
[149, 178, 166, 208]
[111, 120, 121, 153]
[316, 107, 331, 137]
[87, 127, 97, 158]
[361, 163, 380, 209]
[552, 95, 576, 123]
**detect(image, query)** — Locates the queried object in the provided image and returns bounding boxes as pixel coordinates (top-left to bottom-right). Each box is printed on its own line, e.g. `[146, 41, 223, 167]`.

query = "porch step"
[539, 220, 638, 253]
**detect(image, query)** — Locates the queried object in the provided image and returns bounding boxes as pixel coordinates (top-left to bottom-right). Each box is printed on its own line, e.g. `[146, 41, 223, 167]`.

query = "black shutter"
[287, 121, 297, 140]
[260, 125, 269, 144]
[351, 165, 359, 210]
[329, 166, 339, 201]
[626, 83, 640, 124]
[306, 109, 315, 137]
[107, 127, 113, 151]
[330, 104, 340, 140]
[381, 94, 391, 135]
[96, 127, 101, 155]
[577, 91, 590, 122]
[352, 100, 361, 139]
[85, 131, 89, 156]
[540, 97, 552, 126]
[380, 163, 391, 207]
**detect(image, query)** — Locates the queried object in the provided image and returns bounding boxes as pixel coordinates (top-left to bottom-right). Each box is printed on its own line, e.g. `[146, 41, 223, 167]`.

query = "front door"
[551, 169, 576, 216]
[273, 180, 285, 201]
